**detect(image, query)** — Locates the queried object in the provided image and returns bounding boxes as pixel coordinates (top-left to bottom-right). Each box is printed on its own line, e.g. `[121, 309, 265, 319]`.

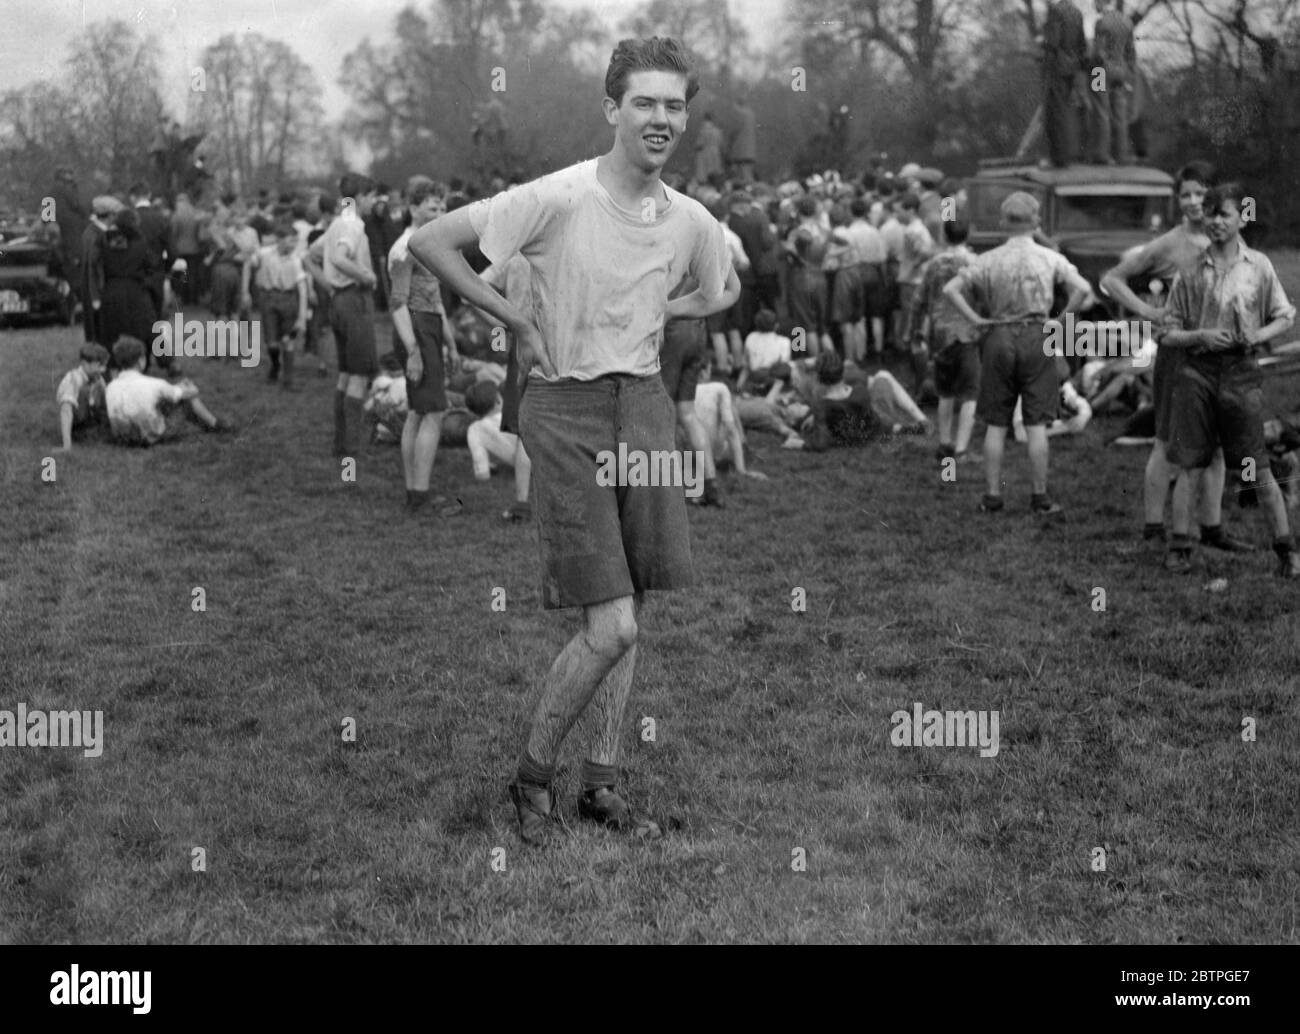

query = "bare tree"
[64, 20, 167, 189]
[193, 33, 325, 194]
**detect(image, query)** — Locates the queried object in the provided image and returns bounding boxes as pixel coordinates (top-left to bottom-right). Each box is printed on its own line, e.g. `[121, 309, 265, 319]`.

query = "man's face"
[412, 194, 444, 226]
[1178, 179, 1207, 224]
[895, 205, 914, 224]
[1206, 199, 1243, 244]
[276, 233, 296, 255]
[86, 361, 106, 378]
[355, 191, 378, 218]
[604, 70, 689, 174]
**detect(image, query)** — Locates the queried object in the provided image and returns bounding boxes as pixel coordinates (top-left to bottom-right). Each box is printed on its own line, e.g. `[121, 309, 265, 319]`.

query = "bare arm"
[409, 207, 550, 377]
[666, 266, 741, 321]
[942, 275, 988, 327]
[59, 403, 75, 450]
[1100, 252, 1163, 322]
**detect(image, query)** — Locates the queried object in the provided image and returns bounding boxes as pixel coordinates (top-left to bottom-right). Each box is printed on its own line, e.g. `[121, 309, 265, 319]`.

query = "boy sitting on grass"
[56, 343, 110, 451]
[464, 381, 532, 521]
[104, 336, 231, 445]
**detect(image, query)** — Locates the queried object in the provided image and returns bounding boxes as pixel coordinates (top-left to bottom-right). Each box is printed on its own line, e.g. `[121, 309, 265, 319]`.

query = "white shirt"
[467, 410, 519, 479]
[105, 369, 186, 443]
[745, 330, 793, 370]
[721, 222, 750, 274]
[692, 380, 737, 462]
[468, 159, 732, 381]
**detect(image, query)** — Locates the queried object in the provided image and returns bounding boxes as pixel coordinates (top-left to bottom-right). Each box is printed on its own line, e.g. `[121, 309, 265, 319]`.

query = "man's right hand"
[513, 322, 550, 379]
[1200, 328, 1235, 351]
[405, 350, 424, 384]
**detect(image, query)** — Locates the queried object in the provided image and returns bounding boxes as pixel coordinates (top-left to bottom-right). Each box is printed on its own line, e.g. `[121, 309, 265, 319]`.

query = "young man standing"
[910, 219, 980, 461]
[388, 179, 459, 513]
[1100, 161, 1251, 551]
[1158, 183, 1298, 576]
[942, 192, 1094, 514]
[410, 37, 738, 846]
[306, 174, 380, 457]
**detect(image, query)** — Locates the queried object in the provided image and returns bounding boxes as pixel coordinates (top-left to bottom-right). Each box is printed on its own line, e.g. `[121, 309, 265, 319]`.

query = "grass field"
[3, 261, 1300, 943]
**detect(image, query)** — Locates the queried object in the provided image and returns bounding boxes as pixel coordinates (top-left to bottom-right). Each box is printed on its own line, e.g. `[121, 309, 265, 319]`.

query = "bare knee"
[584, 598, 638, 657]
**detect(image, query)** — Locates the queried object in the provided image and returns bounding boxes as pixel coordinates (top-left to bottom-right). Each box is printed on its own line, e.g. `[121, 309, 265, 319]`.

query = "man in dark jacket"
[1042, 0, 1088, 167]
[128, 182, 170, 322]
[1090, 0, 1137, 163]
[50, 168, 89, 332]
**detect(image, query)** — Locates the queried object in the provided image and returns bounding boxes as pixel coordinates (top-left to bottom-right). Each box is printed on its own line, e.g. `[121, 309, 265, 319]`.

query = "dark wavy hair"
[604, 37, 698, 107]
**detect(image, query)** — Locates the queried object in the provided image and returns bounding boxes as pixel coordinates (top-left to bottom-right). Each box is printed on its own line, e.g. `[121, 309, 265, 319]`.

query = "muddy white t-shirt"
[468, 159, 732, 381]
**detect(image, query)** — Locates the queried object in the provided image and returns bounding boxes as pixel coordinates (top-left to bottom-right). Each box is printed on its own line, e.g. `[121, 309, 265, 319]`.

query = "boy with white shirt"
[739, 308, 792, 396]
[465, 381, 533, 520]
[242, 221, 308, 388]
[410, 36, 739, 846]
[105, 337, 230, 445]
[306, 173, 381, 457]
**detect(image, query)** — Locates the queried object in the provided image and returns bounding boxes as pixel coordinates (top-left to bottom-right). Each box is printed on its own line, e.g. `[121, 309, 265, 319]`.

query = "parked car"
[0, 237, 76, 327]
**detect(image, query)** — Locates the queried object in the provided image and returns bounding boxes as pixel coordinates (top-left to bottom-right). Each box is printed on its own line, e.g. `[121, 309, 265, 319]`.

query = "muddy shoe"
[577, 786, 662, 839]
[508, 780, 560, 847]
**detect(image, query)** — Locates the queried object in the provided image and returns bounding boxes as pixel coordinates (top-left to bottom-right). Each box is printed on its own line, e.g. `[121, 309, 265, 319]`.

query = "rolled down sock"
[517, 752, 555, 787]
[580, 759, 618, 792]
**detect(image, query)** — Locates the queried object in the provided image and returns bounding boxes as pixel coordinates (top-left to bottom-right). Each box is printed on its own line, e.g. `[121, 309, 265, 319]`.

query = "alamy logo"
[152, 315, 261, 368]
[1042, 312, 1154, 364]
[0, 704, 103, 758]
[50, 966, 151, 1014]
[595, 444, 705, 498]
[890, 702, 1000, 757]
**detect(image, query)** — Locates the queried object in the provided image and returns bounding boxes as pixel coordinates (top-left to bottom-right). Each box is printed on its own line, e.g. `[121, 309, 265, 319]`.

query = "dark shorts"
[400, 310, 448, 414]
[976, 322, 1059, 427]
[830, 264, 863, 324]
[517, 373, 694, 610]
[660, 318, 707, 402]
[858, 264, 888, 319]
[706, 300, 743, 336]
[329, 284, 377, 376]
[932, 334, 981, 401]
[1152, 343, 1185, 442]
[501, 339, 523, 435]
[1166, 356, 1266, 471]
[788, 271, 828, 336]
[258, 289, 299, 345]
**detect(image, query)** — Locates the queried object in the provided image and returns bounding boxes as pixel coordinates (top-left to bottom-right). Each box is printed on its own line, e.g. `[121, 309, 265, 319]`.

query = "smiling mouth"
[644, 134, 670, 147]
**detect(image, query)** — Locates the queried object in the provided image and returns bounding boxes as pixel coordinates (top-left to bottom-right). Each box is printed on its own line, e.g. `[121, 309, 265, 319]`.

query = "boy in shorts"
[306, 174, 380, 457]
[410, 36, 738, 845]
[1158, 182, 1298, 576]
[910, 219, 979, 461]
[942, 192, 1094, 514]
[242, 220, 308, 388]
[1100, 161, 1250, 551]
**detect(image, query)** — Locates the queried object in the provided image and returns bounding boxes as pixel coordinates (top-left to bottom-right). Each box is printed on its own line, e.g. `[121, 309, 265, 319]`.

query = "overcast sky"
[0, 0, 788, 122]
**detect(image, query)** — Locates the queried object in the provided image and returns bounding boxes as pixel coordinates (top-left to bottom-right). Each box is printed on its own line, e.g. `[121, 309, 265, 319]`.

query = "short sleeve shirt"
[388, 228, 446, 314]
[1165, 242, 1296, 372]
[912, 246, 979, 342]
[105, 369, 186, 443]
[955, 234, 1082, 320]
[251, 246, 307, 292]
[467, 159, 732, 381]
[315, 210, 373, 290]
[56, 366, 90, 408]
